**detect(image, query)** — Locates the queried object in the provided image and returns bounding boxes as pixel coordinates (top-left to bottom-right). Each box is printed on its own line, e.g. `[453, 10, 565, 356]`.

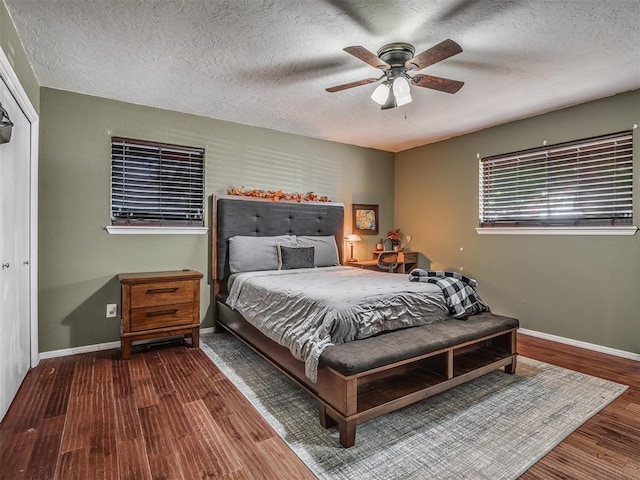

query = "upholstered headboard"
[212, 195, 345, 283]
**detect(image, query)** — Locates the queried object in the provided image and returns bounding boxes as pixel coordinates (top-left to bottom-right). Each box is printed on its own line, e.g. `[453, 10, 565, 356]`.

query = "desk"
[345, 251, 419, 273]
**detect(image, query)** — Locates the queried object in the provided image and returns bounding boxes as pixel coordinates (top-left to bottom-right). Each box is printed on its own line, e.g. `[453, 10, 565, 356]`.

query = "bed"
[211, 195, 518, 447]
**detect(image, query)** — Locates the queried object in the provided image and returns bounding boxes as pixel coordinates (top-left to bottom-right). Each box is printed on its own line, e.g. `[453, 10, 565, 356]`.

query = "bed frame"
[211, 195, 518, 447]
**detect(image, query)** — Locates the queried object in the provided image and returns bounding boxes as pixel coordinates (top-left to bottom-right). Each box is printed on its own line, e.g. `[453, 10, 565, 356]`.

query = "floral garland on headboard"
[227, 186, 331, 203]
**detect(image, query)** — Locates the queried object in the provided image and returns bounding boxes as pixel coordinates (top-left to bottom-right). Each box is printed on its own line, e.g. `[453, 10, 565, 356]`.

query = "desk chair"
[377, 251, 399, 273]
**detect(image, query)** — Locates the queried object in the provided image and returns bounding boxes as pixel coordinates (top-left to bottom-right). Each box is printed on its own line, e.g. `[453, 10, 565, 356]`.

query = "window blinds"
[111, 137, 205, 226]
[479, 131, 633, 227]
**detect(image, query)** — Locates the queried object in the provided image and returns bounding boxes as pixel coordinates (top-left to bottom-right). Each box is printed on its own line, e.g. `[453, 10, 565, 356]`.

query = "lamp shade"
[374, 77, 412, 109]
[396, 91, 412, 106]
[392, 76, 411, 97]
[393, 76, 412, 106]
[371, 82, 390, 105]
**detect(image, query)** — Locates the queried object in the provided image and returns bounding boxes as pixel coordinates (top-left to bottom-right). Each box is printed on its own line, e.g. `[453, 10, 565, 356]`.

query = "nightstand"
[118, 269, 203, 359]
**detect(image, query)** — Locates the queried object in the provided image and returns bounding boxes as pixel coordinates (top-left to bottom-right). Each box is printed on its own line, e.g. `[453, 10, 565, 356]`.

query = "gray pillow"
[229, 235, 295, 273]
[277, 245, 315, 270]
[296, 235, 339, 267]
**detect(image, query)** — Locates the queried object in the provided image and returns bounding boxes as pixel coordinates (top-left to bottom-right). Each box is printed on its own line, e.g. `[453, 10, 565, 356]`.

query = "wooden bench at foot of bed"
[215, 299, 518, 448]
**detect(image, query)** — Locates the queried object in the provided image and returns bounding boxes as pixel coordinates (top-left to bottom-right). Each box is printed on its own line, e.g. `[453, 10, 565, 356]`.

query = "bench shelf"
[216, 300, 518, 448]
[355, 331, 515, 417]
[357, 361, 448, 412]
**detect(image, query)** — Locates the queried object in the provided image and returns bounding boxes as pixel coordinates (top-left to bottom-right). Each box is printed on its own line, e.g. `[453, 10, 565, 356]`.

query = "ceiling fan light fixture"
[381, 90, 397, 110]
[396, 91, 412, 106]
[371, 82, 390, 105]
[392, 76, 410, 97]
[327, 39, 464, 109]
[393, 76, 412, 106]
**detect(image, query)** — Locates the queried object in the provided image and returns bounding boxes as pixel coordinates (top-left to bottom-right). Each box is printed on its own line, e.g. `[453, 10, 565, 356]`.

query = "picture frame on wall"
[352, 204, 379, 235]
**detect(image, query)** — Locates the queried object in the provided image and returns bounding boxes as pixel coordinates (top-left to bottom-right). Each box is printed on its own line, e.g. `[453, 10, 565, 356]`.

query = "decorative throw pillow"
[277, 245, 315, 270]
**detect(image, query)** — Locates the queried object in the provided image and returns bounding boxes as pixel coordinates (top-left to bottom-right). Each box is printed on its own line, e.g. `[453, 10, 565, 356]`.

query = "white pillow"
[296, 235, 339, 267]
[229, 235, 295, 273]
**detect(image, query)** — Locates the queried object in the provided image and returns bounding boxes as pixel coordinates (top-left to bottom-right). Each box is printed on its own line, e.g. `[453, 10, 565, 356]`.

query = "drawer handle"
[146, 309, 179, 317]
[146, 287, 179, 294]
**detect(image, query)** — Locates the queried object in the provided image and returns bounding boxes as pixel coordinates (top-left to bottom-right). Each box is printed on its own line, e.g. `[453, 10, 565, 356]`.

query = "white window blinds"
[479, 131, 633, 228]
[111, 137, 205, 226]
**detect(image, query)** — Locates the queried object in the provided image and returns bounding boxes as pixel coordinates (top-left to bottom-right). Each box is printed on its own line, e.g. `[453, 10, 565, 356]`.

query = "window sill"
[106, 226, 208, 235]
[475, 226, 638, 236]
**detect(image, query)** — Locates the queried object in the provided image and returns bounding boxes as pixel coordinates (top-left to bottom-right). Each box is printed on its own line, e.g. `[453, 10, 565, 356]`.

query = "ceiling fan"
[326, 39, 464, 110]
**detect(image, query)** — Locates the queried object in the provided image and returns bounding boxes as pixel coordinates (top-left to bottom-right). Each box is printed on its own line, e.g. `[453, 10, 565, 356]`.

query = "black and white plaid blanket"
[408, 269, 489, 319]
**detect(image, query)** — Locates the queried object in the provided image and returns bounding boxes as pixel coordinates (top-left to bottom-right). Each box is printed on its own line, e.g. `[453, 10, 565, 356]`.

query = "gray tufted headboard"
[212, 195, 345, 284]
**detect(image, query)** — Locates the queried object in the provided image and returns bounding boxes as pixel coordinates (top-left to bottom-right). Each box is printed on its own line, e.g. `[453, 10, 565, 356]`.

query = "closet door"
[0, 75, 31, 420]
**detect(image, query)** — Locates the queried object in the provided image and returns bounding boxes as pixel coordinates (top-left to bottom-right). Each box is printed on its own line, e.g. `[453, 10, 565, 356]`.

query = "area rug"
[201, 332, 627, 480]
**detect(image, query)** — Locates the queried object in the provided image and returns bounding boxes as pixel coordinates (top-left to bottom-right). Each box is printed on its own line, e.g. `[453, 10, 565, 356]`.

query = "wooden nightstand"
[119, 269, 203, 359]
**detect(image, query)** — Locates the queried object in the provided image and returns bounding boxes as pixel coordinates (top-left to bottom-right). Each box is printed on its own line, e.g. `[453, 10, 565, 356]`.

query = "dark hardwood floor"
[518, 335, 640, 480]
[0, 333, 638, 479]
[0, 342, 315, 480]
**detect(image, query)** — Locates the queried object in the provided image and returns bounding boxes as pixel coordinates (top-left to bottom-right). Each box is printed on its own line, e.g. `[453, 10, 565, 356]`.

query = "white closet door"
[0, 75, 31, 420]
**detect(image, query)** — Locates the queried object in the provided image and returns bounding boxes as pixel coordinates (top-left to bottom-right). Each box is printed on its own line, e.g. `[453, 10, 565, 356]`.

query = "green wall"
[395, 90, 640, 355]
[39, 87, 394, 352]
[10, 0, 637, 356]
[0, 0, 38, 111]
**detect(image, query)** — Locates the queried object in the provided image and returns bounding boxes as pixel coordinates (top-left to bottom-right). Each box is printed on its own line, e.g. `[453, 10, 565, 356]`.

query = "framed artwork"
[352, 204, 379, 235]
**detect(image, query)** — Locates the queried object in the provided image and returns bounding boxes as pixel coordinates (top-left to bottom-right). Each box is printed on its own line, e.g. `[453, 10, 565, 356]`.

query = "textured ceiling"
[5, 0, 640, 152]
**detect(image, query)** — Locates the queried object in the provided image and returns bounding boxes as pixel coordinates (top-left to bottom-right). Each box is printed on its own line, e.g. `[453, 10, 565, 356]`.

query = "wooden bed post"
[337, 418, 357, 448]
[318, 376, 358, 447]
[213, 300, 226, 333]
[318, 403, 336, 428]
[505, 356, 517, 374]
[504, 330, 518, 374]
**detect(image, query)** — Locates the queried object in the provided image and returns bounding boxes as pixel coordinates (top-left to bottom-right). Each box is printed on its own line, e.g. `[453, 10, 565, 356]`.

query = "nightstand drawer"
[130, 280, 194, 308]
[130, 304, 195, 331]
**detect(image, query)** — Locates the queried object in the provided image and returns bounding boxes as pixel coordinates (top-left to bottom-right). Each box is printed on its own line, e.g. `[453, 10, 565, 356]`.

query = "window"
[110, 137, 205, 228]
[479, 131, 633, 230]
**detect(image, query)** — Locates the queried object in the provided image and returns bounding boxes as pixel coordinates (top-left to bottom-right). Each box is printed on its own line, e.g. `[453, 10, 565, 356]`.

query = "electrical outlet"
[106, 303, 118, 318]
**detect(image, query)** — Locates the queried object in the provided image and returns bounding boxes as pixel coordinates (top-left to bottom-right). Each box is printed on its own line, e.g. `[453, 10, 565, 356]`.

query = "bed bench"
[216, 298, 518, 447]
[317, 312, 518, 446]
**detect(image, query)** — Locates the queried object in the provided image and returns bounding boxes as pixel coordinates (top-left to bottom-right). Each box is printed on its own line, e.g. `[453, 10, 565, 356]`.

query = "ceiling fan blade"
[343, 46, 390, 70]
[326, 77, 380, 93]
[411, 74, 464, 94]
[405, 39, 462, 71]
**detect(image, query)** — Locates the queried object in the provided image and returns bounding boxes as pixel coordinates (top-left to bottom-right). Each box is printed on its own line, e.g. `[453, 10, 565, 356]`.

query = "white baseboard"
[518, 328, 640, 362]
[39, 327, 215, 360]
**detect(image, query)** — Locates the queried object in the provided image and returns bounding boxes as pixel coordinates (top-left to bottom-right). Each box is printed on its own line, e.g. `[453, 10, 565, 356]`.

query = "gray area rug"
[201, 332, 627, 480]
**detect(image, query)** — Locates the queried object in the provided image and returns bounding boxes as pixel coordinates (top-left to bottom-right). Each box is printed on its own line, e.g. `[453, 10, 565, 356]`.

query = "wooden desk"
[345, 251, 419, 273]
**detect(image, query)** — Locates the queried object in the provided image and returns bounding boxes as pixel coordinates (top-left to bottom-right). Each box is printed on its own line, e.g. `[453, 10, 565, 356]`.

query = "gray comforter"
[226, 266, 448, 381]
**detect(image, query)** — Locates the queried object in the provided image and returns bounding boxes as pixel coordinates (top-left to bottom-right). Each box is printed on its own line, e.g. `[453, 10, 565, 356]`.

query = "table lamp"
[345, 234, 362, 262]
